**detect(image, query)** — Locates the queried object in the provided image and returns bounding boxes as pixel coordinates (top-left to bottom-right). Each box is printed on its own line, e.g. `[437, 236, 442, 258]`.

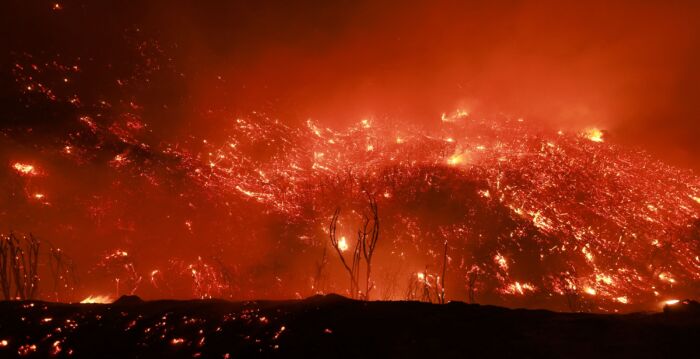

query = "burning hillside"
[3, 70, 699, 311]
[1, 1, 699, 314]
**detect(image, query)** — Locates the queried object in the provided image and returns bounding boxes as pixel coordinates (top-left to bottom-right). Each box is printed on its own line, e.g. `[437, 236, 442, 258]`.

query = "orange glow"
[505, 281, 536, 295]
[12, 162, 36, 175]
[337, 237, 349, 252]
[441, 109, 469, 123]
[596, 274, 614, 286]
[4, 0, 700, 312]
[446, 151, 468, 166]
[584, 128, 605, 143]
[494, 254, 508, 271]
[658, 273, 676, 283]
[80, 295, 113, 304]
[1, 110, 698, 310]
[50, 340, 62, 356]
[17, 344, 37, 356]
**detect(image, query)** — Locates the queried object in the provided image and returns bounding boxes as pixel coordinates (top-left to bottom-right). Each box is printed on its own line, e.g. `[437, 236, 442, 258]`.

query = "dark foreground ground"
[0, 295, 699, 358]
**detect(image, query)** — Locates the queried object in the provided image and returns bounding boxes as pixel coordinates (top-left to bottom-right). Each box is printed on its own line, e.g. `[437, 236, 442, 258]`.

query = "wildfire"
[658, 273, 676, 283]
[616, 296, 629, 304]
[337, 237, 349, 252]
[17, 344, 37, 356]
[3, 108, 699, 311]
[5, 42, 700, 312]
[441, 109, 469, 122]
[584, 128, 605, 142]
[50, 340, 62, 356]
[505, 281, 536, 295]
[80, 295, 113, 304]
[12, 162, 37, 175]
[446, 151, 468, 166]
[494, 254, 508, 271]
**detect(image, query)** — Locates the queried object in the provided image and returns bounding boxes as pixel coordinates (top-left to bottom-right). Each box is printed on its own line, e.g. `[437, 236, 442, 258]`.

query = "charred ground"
[0, 295, 698, 358]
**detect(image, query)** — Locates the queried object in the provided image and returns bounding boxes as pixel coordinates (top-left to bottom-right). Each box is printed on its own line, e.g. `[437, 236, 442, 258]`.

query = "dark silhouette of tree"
[329, 207, 361, 298]
[312, 241, 328, 294]
[47, 244, 78, 302]
[329, 194, 381, 300]
[360, 194, 380, 300]
[439, 240, 448, 304]
[0, 233, 40, 300]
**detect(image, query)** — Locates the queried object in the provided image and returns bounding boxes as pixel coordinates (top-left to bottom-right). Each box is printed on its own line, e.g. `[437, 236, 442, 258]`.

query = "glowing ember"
[50, 340, 62, 356]
[664, 299, 680, 305]
[446, 151, 468, 166]
[505, 281, 536, 295]
[494, 254, 508, 271]
[441, 109, 469, 122]
[584, 128, 605, 142]
[171, 338, 185, 345]
[17, 344, 37, 356]
[337, 237, 349, 252]
[12, 162, 36, 175]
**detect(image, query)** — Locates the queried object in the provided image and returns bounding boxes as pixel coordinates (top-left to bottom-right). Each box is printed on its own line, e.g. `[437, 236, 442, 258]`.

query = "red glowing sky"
[4, 0, 700, 169]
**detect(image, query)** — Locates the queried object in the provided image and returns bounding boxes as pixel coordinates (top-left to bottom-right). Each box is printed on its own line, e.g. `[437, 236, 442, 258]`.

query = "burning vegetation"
[3, 85, 699, 311]
[1, 1, 699, 315]
[3, 1, 700, 357]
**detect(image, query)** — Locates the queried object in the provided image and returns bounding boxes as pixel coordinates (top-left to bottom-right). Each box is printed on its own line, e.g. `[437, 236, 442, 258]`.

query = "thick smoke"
[5, 0, 699, 167]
